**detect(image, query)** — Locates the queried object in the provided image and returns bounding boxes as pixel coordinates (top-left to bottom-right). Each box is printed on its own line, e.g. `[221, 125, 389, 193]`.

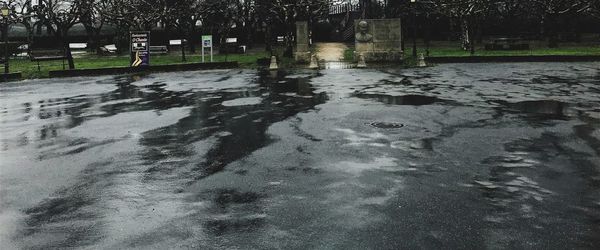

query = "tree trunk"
[84, 25, 99, 54]
[181, 38, 186, 62]
[188, 25, 197, 54]
[424, 15, 430, 57]
[546, 14, 558, 48]
[470, 18, 476, 55]
[265, 26, 272, 54]
[63, 39, 75, 70]
[539, 15, 545, 40]
[24, 23, 34, 55]
[284, 22, 294, 58]
[189, 34, 196, 54]
[246, 24, 253, 49]
[460, 18, 470, 51]
[401, 16, 405, 52]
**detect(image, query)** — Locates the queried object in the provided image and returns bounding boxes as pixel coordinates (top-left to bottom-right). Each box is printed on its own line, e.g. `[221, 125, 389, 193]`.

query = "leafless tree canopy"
[1, 0, 598, 60]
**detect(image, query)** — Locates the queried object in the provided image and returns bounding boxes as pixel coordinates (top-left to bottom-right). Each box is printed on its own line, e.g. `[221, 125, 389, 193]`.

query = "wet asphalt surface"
[1, 63, 600, 249]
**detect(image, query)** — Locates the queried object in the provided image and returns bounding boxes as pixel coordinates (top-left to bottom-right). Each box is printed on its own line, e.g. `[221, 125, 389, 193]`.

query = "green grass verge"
[340, 46, 600, 58]
[9, 51, 269, 79]
[421, 46, 600, 57]
[343, 44, 600, 68]
[6, 44, 600, 80]
[343, 49, 355, 61]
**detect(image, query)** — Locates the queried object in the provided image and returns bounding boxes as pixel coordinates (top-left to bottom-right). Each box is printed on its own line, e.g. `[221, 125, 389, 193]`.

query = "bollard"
[308, 54, 319, 69]
[269, 56, 278, 70]
[417, 53, 427, 67]
[356, 53, 367, 68]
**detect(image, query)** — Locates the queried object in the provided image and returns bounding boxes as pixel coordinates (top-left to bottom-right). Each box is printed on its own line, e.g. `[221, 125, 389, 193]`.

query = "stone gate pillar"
[295, 21, 311, 62]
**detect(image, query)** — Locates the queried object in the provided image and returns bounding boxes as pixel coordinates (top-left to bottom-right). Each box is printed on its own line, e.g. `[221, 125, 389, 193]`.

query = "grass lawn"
[9, 51, 270, 79]
[5, 40, 600, 80]
[425, 46, 600, 57]
[343, 40, 600, 61]
[343, 48, 355, 61]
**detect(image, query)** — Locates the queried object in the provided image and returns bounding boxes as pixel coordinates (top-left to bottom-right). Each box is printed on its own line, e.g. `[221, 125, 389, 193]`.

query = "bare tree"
[256, 0, 328, 57]
[79, 0, 106, 54]
[35, 0, 87, 69]
[103, 0, 165, 30]
[431, 0, 489, 52]
[587, 0, 600, 19]
[6, 0, 38, 55]
[163, 0, 210, 55]
[529, 0, 590, 46]
[101, 0, 166, 53]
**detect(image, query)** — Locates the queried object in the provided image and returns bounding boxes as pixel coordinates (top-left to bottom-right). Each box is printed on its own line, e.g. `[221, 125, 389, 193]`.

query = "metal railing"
[329, 2, 360, 15]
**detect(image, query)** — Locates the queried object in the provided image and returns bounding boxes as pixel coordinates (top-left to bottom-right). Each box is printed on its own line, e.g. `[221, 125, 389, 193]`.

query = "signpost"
[130, 31, 150, 67]
[202, 35, 213, 63]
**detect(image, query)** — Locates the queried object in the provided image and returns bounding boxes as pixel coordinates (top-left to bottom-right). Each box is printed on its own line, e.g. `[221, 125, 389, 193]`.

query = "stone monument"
[356, 53, 367, 68]
[308, 54, 319, 69]
[269, 56, 278, 70]
[354, 19, 403, 62]
[417, 53, 427, 67]
[295, 21, 311, 62]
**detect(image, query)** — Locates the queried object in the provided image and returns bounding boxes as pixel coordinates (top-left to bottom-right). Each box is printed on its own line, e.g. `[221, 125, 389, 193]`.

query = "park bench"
[485, 37, 529, 50]
[69, 43, 87, 50]
[557, 32, 579, 42]
[169, 39, 186, 46]
[29, 50, 67, 71]
[99, 44, 117, 55]
[168, 39, 187, 52]
[16, 44, 29, 57]
[220, 37, 246, 54]
[0, 42, 24, 58]
[69, 43, 88, 56]
[149, 46, 168, 55]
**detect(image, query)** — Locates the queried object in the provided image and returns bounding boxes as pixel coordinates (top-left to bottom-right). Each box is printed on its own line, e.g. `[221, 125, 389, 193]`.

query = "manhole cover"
[367, 122, 404, 129]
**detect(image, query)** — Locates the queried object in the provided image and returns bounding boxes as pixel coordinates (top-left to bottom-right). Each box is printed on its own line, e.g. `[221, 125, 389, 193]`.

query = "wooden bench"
[485, 38, 529, 50]
[69, 43, 88, 50]
[30, 51, 67, 71]
[149, 46, 168, 55]
[169, 39, 186, 46]
[220, 38, 246, 54]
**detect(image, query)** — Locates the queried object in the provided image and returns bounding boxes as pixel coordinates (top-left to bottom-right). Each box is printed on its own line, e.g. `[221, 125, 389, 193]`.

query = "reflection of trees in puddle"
[490, 100, 596, 124]
[16, 71, 328, 247]
[133, 71, 328, 238]
[531, 75, 581, 86]
[508, 100, 567, 116]
[137, 70, 328, 182]
[354, 93, 445, 106]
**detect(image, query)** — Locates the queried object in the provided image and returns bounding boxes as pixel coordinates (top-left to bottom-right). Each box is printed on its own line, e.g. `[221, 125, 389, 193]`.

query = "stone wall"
[354, 19, 403, 62]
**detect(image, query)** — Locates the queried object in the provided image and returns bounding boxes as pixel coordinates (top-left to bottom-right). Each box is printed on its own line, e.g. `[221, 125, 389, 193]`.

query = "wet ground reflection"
[0, 69, 328, 248]
[354, 93, 446, 106]
[1, 63, 599, 249]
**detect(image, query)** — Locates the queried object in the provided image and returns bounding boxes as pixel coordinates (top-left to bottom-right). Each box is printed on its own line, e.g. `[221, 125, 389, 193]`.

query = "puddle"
[510, 100, 566, 115]
[221, 97, 263, 107]
[498, 100, 569, 117]
[355, 93, 444, 106]
[367, 122, 404, 129]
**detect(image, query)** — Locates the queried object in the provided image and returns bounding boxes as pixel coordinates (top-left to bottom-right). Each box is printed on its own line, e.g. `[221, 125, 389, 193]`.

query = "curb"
[427, 55, 600, 63]
[0, 72, 23, 82]
[49, 62, 239, 78]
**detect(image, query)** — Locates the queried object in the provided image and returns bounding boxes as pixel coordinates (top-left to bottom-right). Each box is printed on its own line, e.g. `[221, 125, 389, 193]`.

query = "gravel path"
[315, 42, 349, 62]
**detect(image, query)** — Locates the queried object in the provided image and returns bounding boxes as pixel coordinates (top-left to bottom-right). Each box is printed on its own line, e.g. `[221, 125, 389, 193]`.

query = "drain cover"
[367, 122, 404, 129]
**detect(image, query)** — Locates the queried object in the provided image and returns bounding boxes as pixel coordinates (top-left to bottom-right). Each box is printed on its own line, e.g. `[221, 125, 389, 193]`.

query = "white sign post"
[202, 35, 213, 63]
